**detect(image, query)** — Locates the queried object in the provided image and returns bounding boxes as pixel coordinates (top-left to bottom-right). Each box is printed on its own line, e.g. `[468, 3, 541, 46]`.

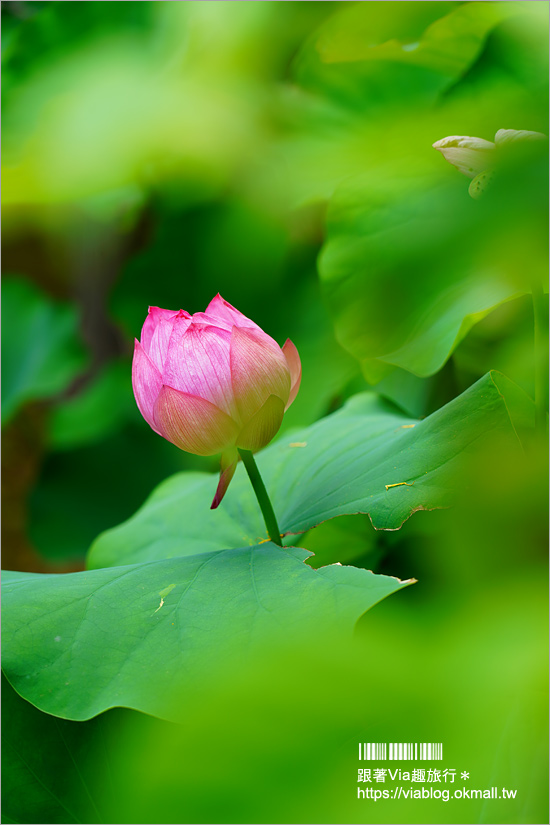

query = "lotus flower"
[132, 295, 301, 509]
[433, 129, 547, 198]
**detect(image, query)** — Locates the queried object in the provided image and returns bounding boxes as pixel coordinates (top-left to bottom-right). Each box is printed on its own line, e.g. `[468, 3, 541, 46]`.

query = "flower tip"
[432, 136, 454, 150]
[210, 449, 238, 510]
[215, 292, 231, 308]
[210, 476, 229, 509]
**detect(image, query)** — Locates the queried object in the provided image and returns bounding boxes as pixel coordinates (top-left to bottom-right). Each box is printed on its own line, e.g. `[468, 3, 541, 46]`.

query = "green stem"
[238, 448, 283, 546]
[532, 280, 549, 438]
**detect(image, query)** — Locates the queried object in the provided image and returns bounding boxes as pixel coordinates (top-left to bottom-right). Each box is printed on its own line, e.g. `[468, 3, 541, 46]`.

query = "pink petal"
[153, 385, 239, 456]
[132, 340, 164, 434]
[230, 326, 291, 423]
[236, 394, 285, 452]
[210, 448, 239, 509]
[282, 339, 302, 410]
[162, 323, 237, 419]
[149, 310, 191, 371]
[141, 307, 189, 359]
[204, 294, 260, 331]
[188, 312, 232, 332]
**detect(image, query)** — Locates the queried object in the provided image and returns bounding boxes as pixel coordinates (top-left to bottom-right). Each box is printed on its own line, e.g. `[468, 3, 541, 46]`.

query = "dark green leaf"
[48, 359, 134, 451]
[1, 674, 112, 824]
[2, 279, 87, 425]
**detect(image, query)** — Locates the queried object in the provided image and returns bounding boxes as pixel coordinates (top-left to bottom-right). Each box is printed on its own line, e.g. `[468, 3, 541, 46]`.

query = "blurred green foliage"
[2, 277, 87, 425]
[1, 1, 548, 823]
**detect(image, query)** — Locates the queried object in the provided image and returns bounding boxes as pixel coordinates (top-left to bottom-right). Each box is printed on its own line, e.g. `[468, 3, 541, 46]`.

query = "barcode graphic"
[360, 743, 387, 760]
[359, 743, 443, 761]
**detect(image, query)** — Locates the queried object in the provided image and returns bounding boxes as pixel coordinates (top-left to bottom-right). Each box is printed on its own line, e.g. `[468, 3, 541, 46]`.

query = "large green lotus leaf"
[2, 278, 87, 425]
[2, 544, 410, 721]
[89, 372, 531, 570]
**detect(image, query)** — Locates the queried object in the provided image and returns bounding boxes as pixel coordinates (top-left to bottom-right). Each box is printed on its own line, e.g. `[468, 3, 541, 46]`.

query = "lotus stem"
[238, 448, 283, 546]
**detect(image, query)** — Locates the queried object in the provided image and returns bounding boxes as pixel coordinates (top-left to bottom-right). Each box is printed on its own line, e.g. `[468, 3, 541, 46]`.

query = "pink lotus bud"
[132, 295, 301, 508]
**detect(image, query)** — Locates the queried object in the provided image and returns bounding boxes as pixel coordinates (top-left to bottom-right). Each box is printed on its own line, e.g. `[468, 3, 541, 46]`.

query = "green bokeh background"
[1, 2, 548, 823]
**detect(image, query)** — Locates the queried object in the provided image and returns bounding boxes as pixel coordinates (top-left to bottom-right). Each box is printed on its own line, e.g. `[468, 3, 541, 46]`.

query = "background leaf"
[1, 279, 87, 425]
[295, 0, 548, 383]
[318, 165, 546, 382]
[298, 2, 518, 100]
[47, 358, 135, 451]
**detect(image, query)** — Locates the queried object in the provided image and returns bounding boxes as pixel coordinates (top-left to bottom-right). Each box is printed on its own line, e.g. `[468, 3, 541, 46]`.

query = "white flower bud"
[432, 135, 495, 179]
